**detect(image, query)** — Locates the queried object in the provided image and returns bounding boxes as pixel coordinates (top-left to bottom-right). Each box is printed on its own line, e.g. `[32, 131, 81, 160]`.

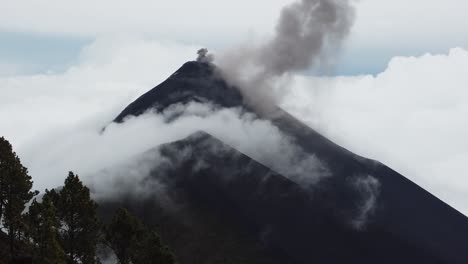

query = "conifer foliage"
[0, 136, 38, 258]
[26, 173, 101, 264]
[0, 136, 177, 263]
[54, 172, 100, 264]
[106, 208, 176, 264]
[27, 195, 66, 264]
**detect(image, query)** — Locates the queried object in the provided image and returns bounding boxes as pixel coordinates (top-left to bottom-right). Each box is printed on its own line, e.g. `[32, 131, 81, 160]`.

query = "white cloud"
[1, 0, 467, 49]
[0, 62, 35, 76]
[351, 175, 380, 230]
[0, 37, 200, 147]
[16, 101, 328, 195]
[282, 48, 468, 215]
[0, 0, 289, 42]
[0, 37, 467, 217]
[0, 38, 328, 194]
[352, 0, 468, 44]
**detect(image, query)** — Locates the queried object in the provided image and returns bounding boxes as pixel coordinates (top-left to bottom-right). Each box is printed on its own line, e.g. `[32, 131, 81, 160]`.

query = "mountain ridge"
[101, 60, 468, 264]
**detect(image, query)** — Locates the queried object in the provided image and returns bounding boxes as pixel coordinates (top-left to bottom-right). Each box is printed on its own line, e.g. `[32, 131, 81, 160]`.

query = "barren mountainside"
[98, 61, 468, 264]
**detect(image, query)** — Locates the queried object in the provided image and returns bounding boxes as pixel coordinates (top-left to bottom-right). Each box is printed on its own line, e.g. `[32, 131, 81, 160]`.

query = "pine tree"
[132, 229, 176, 264]
[55, 171, 100, 264]
[26, 194, 66, 264]
[105, 208, 142, 264]
[106, 207, 176, 264]
[0, 136, 38, 257]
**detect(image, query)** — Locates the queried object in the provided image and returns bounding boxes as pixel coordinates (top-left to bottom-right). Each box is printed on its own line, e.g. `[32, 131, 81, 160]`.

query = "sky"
[0, 0, 468, 215]
[2, 0, 468, 75]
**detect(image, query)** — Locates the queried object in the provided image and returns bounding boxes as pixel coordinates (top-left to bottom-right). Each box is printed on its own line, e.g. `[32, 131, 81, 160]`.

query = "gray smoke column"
[217, 0, 355, 112]
[197, 48, 214, 63]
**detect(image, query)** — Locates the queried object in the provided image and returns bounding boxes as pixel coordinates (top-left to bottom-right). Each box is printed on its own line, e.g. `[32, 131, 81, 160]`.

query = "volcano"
[98, 61, 468, 264]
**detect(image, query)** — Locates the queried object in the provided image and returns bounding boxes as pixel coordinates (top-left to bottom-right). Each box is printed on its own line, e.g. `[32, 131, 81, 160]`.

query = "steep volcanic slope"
[114, 61, 244, 123]
[104, 61, 468, 263]
[99, 132, 445, 264]
[270, 109, 468, 263]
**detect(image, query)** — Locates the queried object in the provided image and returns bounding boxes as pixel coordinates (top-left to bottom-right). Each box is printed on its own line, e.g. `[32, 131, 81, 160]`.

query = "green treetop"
[55, 171, 100, 264]
[0, 136, 38, 257]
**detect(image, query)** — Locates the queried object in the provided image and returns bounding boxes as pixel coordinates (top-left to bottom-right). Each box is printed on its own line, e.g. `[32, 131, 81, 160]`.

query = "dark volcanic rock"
[103, 60, 468, 264]
[114, 61, 244, 123]
[99, 132, 448, 264]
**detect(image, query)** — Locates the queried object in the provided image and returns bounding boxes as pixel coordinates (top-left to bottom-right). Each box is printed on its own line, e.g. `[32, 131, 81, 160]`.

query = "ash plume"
[217, 0, 355, 112]
[196, 48, 214, 63]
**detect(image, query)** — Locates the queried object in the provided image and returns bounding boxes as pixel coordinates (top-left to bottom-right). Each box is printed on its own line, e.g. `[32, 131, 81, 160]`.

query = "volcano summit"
[95, 60, 468, 264]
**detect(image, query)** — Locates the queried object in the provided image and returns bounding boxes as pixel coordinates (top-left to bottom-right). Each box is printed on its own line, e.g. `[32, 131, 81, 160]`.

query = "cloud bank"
[282, 47, 468, 215]
[0, 37, 199, 147]
[0, 37, 466, 216]
[24, 101, 327, 193]
[2, 0, 467, 50]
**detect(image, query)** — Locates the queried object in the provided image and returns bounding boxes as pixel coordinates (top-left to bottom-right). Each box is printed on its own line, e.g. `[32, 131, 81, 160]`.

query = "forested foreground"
[0, 136, 176, 264]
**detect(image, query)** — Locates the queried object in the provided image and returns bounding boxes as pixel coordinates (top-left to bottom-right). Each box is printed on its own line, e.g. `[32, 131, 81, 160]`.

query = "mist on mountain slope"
[1, 0, 358, 194]
[282, 48, 468, 215]
[25, 101, 328, 190]
[0, 37, 467, 216]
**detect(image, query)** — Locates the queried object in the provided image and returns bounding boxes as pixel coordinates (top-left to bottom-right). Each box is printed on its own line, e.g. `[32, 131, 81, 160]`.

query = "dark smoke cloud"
[261, 0, 354, 74]
[196, 48, 214, 63]
[217, 0, 355, 112]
